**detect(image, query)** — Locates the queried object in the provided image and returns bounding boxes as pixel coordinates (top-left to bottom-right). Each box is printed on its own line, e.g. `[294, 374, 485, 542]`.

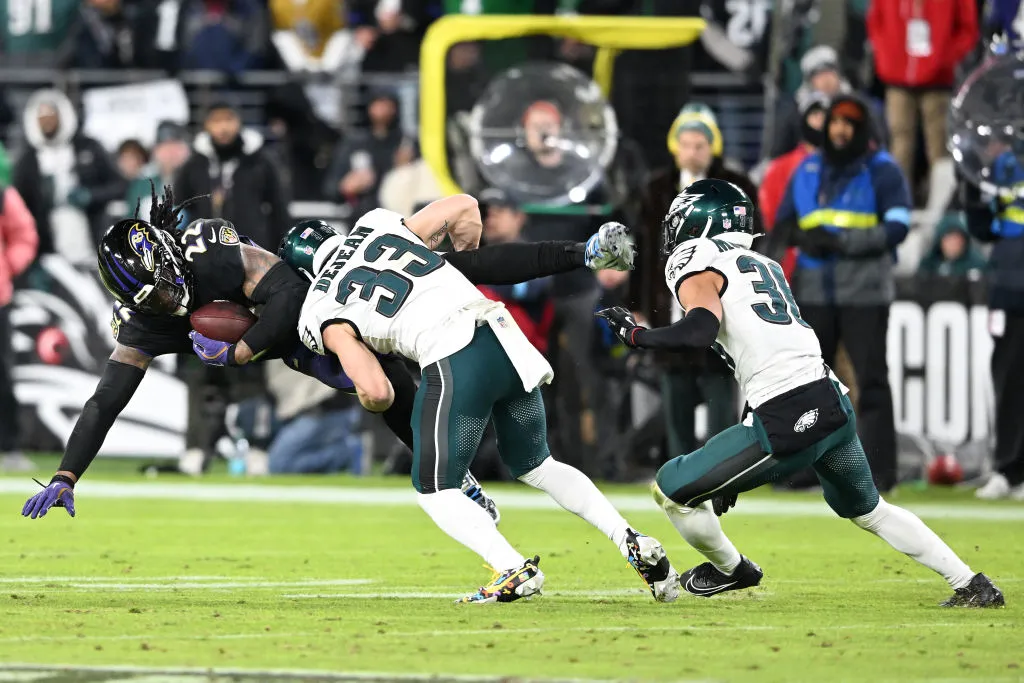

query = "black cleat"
[680, 556, 763, 598]
[941, 573, 1005, 608]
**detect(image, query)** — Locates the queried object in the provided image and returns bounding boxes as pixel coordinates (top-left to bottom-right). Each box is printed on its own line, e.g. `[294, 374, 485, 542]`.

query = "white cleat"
[976, 474, 1011, 500]
[624, 528, 681, 603]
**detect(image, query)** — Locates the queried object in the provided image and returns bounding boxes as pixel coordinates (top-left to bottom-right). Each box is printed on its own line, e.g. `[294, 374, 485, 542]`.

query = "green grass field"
[0, 463, 1022, 682]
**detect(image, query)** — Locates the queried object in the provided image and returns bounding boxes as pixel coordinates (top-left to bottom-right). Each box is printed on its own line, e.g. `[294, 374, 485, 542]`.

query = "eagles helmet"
[97, 218, 194, 316]
[277, 219, 342, 281]
[662, 178, 756, 255]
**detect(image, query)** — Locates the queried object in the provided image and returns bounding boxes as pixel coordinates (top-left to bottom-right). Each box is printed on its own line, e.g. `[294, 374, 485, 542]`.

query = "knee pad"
[851, 497, 890, 531]
[652, 481, 696, 514]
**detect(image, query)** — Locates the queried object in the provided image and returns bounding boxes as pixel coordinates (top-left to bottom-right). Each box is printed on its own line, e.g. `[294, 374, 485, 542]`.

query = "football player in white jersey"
[597, 179, 1004, 607]
[294, 194, 681, 604]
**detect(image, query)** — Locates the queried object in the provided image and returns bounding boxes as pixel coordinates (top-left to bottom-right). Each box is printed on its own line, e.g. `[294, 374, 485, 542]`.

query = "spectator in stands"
[768, 95, 911, 493]
[117, 139, 149, 185]
[13, 89, 126, 261]
[378, 139, 442, 218]
[769, 45, 886, 159]
[963, 162, 1024, 500]
[629, 102, 753, 462]
[127, 121, 191, 221]
[917, 211, 987, 278]
[63, 0, 161, 68]
[759, 91, 828, 279]
[476, 188, 553, 355]
[1, 0, 79, 66]
[270, 0, 356, 73]
[867, 0, 977, 212]
[175, 103, 290, 250]
[0, 142, 39, 472]
[323, 88, 406, 217]
[347, 0, 436, 73]
[266, 362, 364, 475]
[178, 0, 268, 73]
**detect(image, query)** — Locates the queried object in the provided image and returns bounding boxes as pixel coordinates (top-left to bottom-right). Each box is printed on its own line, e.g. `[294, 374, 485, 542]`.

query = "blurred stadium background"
[0, 0, 1005, 490]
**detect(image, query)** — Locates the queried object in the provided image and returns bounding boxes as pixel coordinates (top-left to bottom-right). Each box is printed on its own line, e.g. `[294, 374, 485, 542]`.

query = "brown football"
[189, 301, 257, 344]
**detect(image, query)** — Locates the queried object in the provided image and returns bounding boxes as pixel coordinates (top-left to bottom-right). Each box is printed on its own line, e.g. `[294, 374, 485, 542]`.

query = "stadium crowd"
[2, 0, 1022, 500]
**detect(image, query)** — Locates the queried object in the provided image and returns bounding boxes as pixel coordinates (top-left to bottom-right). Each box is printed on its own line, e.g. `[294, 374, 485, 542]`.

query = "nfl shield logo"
[722, 218, 732, 229]
[496, 316, 509, 329]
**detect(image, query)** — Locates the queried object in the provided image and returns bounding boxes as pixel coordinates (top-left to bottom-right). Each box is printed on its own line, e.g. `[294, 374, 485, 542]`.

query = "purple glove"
[189, 330, 234, 366]
[282, 343, 355, 393]
[22, 476, 76, 519]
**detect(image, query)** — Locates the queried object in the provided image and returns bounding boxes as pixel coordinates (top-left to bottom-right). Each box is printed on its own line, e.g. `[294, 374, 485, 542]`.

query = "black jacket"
[174, 129, 290, 251]
[966, 194, 1024, 314]
[12, 89, 125, 255]
[630, 157, 758, 369]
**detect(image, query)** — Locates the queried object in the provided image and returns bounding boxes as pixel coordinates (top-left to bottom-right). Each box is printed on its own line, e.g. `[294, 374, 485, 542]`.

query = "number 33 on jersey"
[664, 237, 824, 409]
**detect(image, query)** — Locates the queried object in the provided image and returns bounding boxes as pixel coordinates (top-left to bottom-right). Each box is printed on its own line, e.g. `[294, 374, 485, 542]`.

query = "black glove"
[795, 227, 843, 259]
[596, 306, 643, 348]
[711, 493, 737, 517]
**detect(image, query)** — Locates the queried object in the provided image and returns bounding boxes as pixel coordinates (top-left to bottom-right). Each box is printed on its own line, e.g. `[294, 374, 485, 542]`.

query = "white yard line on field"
[0, 663, 612, 683]
[1, 578, 374, 591]
[1, 480, 1023, 520]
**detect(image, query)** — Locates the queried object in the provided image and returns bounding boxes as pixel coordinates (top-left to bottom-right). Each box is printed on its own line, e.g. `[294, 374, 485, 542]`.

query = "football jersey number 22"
[735, 255, 810, 328]
[335, 234, 444, 318]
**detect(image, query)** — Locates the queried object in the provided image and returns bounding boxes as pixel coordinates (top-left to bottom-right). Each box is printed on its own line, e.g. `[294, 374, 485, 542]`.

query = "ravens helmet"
[277, 219, 342, 281]
[97, 219, 194, 316]
[662, 178, 756, 255]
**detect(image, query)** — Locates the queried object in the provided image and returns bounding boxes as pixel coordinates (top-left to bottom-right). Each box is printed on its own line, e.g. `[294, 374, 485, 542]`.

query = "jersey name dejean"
[313, 225, 374, 293]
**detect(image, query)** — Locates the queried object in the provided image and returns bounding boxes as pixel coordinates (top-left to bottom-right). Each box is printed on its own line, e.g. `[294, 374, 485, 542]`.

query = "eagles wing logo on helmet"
[128, 223, 156, 271]
[669, 192, 702, 217]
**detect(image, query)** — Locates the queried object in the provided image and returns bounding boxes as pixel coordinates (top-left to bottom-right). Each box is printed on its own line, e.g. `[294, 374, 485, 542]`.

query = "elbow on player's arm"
[322, 323, 394, 412]
[404, 194, 482, 251]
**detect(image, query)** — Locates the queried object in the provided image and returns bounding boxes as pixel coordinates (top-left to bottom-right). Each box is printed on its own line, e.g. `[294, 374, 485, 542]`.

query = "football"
[927, 454, 964, 486]
[189, 301, 257, 344]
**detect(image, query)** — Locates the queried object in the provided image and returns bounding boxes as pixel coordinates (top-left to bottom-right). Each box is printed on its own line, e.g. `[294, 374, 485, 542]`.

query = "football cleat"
[941, 573, 1005, 608]
[461, 472, 501, 525]
[680, 556, 763, 598]
[457, 556, 544, 604]
[624, 528, 680, 602]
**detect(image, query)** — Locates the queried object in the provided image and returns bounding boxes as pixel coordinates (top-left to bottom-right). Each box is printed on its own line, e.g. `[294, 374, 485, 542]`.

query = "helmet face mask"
[98, 219, 194, 316]
[661, 179, 756, 255]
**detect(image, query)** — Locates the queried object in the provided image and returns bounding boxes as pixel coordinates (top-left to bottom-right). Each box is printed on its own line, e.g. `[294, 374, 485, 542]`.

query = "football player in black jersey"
[22, 188, 635, 521]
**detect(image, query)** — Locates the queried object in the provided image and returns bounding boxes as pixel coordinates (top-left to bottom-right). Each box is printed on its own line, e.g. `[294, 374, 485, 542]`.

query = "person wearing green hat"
[630, 104, 759, 462]
[917, 211, 987, 278]
[0, 141, 40, 472]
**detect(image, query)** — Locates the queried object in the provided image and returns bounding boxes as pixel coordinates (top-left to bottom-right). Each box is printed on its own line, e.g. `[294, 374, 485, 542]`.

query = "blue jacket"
[967, 151, 1024, 313]
[776, 150, 911, 306]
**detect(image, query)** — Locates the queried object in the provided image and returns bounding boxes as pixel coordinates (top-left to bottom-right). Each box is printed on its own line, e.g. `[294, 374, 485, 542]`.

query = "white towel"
[482, 304, 554, 392]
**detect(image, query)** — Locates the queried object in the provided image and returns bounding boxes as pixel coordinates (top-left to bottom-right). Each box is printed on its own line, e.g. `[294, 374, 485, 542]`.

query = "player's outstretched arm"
[404, 194, 482, 251]
[443, 221, 635, 285]
[322, 323, 394, 412]
[598, 271, 724, 350]
[21, 344, 151, 519]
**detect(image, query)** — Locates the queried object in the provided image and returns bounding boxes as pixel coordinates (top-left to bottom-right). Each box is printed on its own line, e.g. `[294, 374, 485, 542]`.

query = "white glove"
[584, 221, 635, 271]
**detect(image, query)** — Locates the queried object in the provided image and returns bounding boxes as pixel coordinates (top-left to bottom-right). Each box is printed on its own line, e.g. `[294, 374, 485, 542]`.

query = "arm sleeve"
[442, 241, 586, 285]
[838, 160, 912, 256]
[633, 307, 721, 350]
[379, 355, 416, 451]
[238, 261, 308, 360]
[58, 360, 146, 478]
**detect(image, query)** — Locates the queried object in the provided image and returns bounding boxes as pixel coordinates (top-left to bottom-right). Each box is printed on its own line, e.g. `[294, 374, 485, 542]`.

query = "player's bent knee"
[511, 454, 552, 483]
[654, 459, 705, 508]
[850, 497, 889, 529]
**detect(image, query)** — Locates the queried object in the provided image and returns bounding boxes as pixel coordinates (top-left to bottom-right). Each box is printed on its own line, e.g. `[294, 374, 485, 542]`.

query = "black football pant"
[0, 305, 19, 452]
[801, 305, 898, 492]
[991, 312, 1024, 486]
